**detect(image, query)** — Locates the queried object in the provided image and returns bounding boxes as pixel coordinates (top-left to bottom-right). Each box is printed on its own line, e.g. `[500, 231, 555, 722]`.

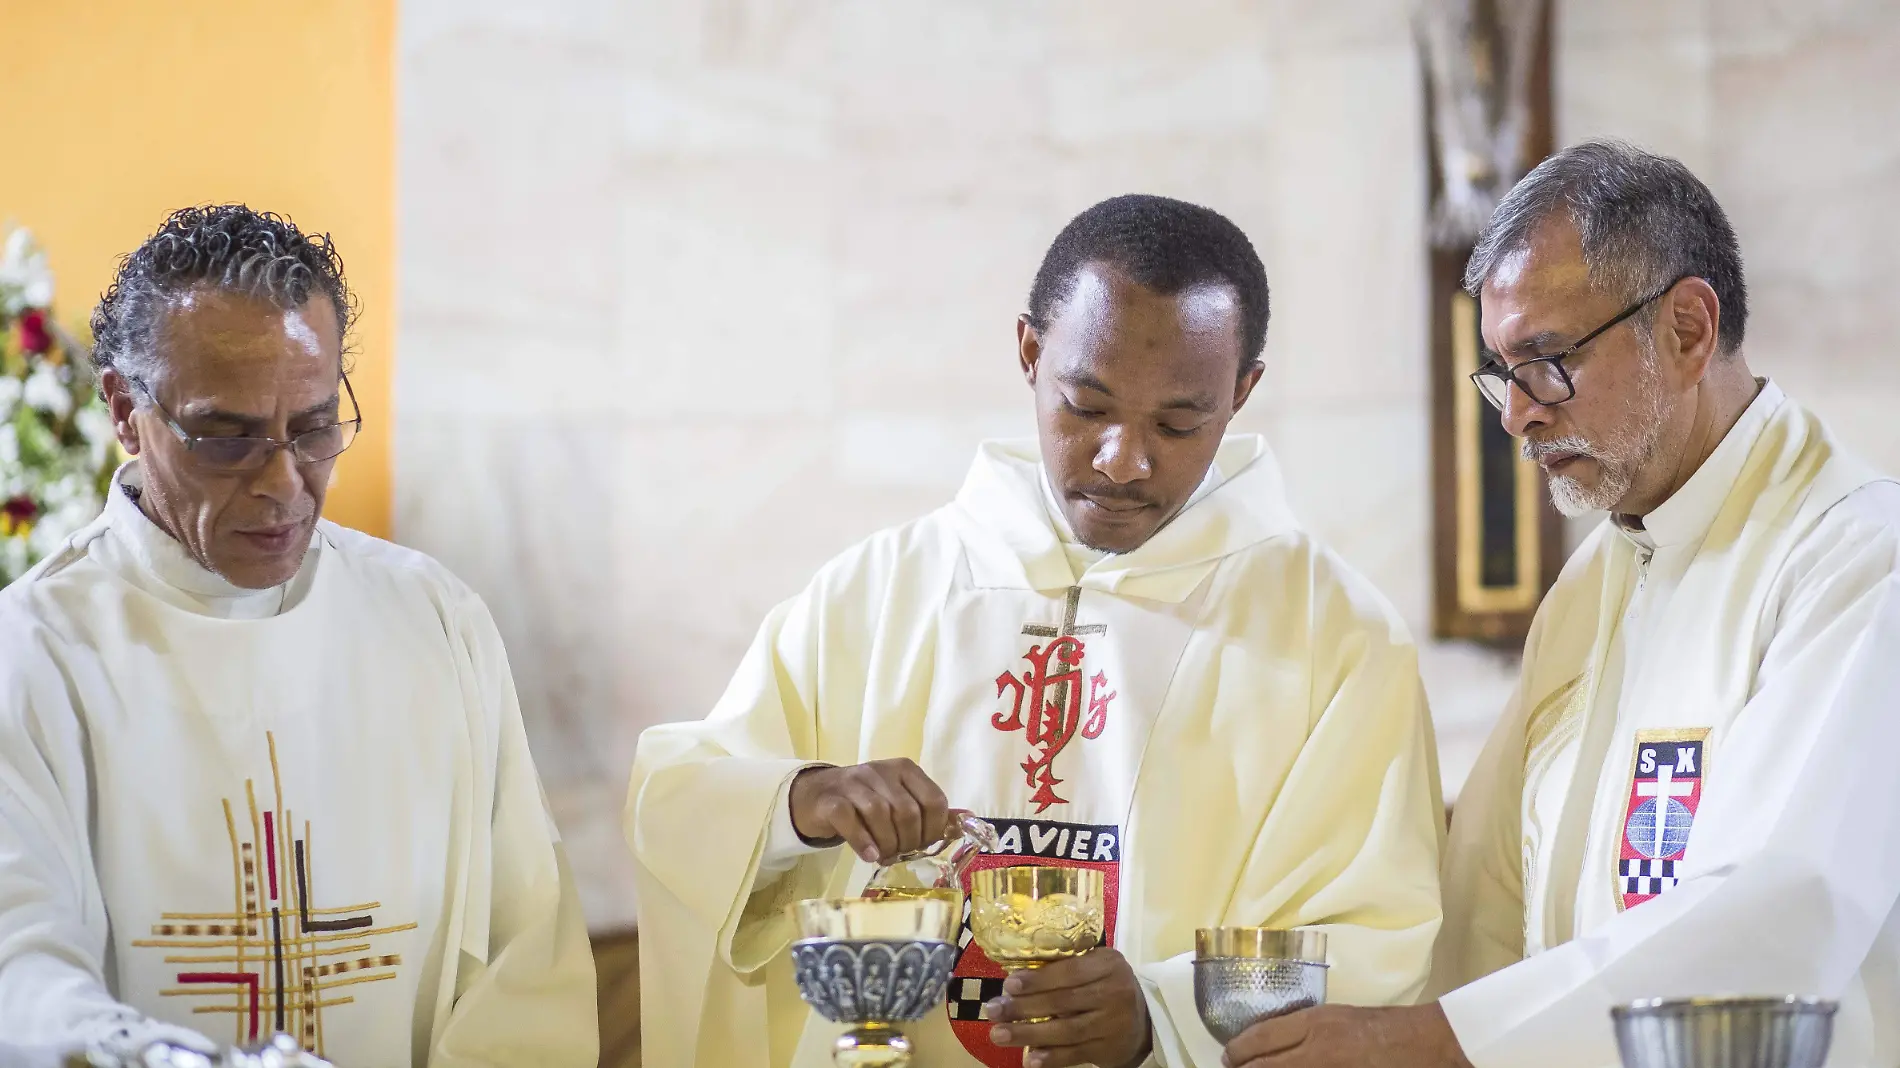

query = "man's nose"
[1499, 379, 1549, 439]
[1093, 426, 1153, 484]
[248, 444, 304, 506]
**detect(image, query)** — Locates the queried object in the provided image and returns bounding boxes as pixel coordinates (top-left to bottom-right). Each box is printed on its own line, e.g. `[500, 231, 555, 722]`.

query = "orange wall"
[0, 1, 395, 537]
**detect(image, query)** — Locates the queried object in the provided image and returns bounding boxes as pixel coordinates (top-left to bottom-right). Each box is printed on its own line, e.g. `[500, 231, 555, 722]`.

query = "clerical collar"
[95, 462, 317, 619]
[1613, 378, 1781, 552]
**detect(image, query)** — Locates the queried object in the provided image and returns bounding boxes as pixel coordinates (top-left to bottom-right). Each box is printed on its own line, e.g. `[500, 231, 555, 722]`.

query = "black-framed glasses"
[1469, 276, 1688, 411]
[131, 373, 363, 472]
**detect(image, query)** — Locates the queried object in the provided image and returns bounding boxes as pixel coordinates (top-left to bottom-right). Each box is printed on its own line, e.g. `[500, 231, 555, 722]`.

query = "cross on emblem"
[1634, 764, 1696, 859]
[993, 587, 1116, 813]
[1021, 587, 1107, 644]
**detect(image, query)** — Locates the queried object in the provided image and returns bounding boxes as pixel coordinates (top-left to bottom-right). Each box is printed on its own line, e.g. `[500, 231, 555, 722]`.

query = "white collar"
[95, 463, 317, 619]
[1615, 379, 1782, 552]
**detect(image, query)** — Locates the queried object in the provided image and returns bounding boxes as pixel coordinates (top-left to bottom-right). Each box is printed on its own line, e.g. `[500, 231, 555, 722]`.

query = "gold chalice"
[969, 865, 1107, 971]
[788, 897, 962, 1067]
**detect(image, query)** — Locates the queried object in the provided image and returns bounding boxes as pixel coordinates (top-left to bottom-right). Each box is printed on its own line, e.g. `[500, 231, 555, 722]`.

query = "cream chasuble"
[1433, 384, 1900, 1068]
[627, 435, 1445, 1068]
[0, 466, 597, 1067]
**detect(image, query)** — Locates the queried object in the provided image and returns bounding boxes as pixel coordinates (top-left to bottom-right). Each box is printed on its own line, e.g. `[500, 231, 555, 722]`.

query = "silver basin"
[1611, 997, 1838, 1068]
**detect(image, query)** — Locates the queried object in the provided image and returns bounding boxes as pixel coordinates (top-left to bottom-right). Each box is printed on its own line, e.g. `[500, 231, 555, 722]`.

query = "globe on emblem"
[1611, 997, 1837, 1068]
[1192, 928, 1329, 1045]
[788, 897, 961, 1068]
[1625, 797, 1694, 859]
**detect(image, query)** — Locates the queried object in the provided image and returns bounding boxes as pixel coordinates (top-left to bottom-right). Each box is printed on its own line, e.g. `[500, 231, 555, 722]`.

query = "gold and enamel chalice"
[788, 896, 962, 1067]
[972, 858, 1109, 980]
[968, 866, 1107, 1064]
[1192, 927, 1330, 1043]
[969, 865, 1107, 972]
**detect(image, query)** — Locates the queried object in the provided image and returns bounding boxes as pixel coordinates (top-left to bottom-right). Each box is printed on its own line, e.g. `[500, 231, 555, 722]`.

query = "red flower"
[1, 494, 38, 535]
[18, 309, 51, 354]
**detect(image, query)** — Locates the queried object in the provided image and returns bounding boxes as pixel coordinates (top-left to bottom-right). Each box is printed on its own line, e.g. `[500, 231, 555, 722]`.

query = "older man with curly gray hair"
[0, 205, 597, 1066]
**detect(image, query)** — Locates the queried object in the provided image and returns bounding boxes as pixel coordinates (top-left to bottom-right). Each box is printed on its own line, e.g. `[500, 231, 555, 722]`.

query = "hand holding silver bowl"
[1192, 927, 1329, 1045]
[1611, 997, 1837, 1068]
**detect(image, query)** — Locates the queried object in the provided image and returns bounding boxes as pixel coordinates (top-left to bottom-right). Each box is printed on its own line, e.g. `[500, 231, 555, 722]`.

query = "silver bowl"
[790, 937, 959, 1024]
[1193, 928, 1329, 1044]
[1611, 997, 1838, 1068]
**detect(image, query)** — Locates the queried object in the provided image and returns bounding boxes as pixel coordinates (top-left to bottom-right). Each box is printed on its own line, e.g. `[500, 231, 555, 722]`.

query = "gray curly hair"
[90, 204, 356, 399]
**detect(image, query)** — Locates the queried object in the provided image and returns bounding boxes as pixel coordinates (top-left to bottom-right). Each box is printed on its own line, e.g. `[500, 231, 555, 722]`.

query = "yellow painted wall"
[0, 1, 394, 537]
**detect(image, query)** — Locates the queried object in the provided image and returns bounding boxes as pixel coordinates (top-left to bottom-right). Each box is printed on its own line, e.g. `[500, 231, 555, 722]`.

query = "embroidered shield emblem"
[944, 817, 1121, 1068]
[1615, 728, 1710, 911]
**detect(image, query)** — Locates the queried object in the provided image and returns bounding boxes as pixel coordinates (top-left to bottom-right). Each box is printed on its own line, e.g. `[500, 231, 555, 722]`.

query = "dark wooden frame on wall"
[1428, 0, 1565, 645]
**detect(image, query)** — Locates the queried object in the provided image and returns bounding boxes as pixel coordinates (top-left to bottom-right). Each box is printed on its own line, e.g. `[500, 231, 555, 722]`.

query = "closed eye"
[1061, 398, 1104, 419]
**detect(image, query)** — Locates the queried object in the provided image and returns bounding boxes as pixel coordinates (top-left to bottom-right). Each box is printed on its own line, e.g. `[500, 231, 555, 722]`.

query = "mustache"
[1521, 434, 1604, 463]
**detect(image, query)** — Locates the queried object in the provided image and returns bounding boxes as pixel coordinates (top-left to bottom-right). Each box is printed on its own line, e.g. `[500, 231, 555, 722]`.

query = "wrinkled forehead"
[152, 288, 340, 377]
[1479, 220, 1596, 353]
[149, 288, 343, 414]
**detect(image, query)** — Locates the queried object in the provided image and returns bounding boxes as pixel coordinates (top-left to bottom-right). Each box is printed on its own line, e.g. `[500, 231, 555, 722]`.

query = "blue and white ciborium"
[788, 897, 961, 1068]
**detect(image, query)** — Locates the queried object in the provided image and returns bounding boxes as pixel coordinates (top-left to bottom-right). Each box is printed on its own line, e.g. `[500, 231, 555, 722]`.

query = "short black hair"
[1466, 140, 1747, 355]
[91, 204, 355, 396]
[1027, 194, 1270, 373]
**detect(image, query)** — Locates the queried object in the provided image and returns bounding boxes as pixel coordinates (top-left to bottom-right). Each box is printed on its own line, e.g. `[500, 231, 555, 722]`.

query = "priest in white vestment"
[0, 206, 596, 1067]
[626, 195, 1446, 1068]
[1219, 144, 1900, 1068]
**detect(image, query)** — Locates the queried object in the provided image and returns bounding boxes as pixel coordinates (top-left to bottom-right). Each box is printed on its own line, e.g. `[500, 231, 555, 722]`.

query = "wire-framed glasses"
[1469, 276, 1687, 411]
[131, 373, 363, 472]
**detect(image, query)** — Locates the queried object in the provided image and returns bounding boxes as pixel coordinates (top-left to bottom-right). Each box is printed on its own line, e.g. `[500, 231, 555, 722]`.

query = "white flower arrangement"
[0, 226, 118, 586]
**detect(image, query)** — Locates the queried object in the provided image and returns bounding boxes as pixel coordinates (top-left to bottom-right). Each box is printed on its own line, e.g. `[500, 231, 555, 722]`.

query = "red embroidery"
[993, 590, 1117, 812]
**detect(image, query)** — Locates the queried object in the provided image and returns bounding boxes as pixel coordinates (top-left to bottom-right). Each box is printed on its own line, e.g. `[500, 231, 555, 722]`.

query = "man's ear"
[1231, 360, 1265, 415]
[1662, 277, 1722, 385]
[100, 369, 142, 456]
[1018, 314, 1042, 387]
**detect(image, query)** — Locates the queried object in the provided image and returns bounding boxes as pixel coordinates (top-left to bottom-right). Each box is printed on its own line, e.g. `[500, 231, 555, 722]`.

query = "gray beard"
[1523, 351, 1669, 518]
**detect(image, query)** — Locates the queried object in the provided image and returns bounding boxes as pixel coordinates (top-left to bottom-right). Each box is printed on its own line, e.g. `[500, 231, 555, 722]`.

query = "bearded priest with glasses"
[1220, 143, 1900, 1068]
[0, 207, 596, 1067]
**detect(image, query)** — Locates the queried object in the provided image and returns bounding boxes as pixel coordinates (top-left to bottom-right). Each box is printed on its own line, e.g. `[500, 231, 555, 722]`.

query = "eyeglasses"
[130, 373, 363, 472]
[1469, 276, 1688, 411]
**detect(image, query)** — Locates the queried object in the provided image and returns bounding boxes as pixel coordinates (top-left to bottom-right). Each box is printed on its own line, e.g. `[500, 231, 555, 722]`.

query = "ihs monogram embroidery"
[992, 588, 1118, 813]
[132, 733, 416, 1054]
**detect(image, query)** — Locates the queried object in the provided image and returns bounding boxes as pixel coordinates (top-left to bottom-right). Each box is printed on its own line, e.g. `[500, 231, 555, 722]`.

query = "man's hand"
[985, 948, 1152, 1068]
[1221, 1003, 1473, 1068]
[787, 759, 951, 865]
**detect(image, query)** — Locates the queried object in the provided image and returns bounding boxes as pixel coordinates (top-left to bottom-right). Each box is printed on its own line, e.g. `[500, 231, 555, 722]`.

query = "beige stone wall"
[1559, 0, 1900, 534]
[395, 0, 1900, 929]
